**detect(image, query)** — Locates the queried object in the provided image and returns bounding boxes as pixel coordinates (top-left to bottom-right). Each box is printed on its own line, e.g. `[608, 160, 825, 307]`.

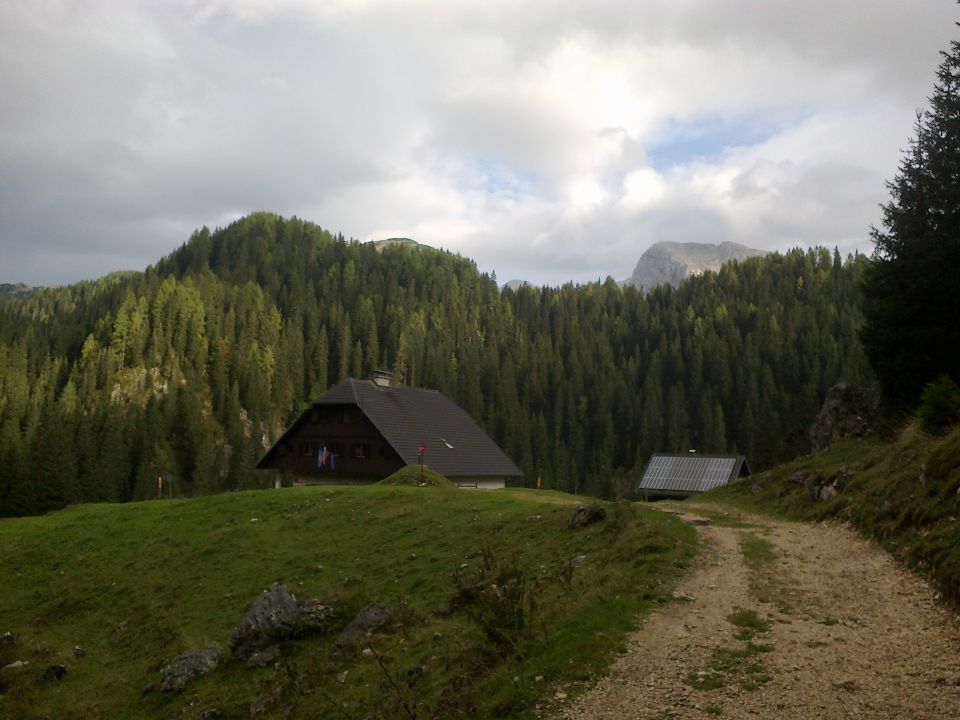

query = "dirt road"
[560, 503, 960, 720]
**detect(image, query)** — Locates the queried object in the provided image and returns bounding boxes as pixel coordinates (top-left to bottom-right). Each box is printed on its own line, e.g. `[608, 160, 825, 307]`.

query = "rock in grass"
[250, 692, 272, 716]
[569, 504, 606, 529]
[159, 647, 221, 692]
[230, 583, 335, 661]
[336, 602, 393, 646]
[42, 664, 67, 682]
[245, 645, 280, 669]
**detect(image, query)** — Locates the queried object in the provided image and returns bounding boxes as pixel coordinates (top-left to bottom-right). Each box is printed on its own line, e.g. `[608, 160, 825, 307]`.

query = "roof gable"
[637, 454, 749, 495]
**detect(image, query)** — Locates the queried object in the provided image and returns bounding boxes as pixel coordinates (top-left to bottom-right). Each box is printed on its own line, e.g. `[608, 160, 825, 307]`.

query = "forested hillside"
[0, 213, 868, 516]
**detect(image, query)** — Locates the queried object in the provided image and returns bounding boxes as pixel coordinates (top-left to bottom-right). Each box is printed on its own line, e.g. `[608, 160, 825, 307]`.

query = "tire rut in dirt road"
[559, 504, 960, 720]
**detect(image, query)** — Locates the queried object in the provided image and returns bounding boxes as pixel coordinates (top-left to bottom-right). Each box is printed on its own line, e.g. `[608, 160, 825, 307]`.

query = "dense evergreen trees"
[861, 36, 960, 410]
[0, 213, 868, 516]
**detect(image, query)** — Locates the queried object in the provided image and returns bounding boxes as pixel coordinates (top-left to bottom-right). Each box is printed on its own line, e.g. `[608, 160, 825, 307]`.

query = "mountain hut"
[256, 373, 523, 488]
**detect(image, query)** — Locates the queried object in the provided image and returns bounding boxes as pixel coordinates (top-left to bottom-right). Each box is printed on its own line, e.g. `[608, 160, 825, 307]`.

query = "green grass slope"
[0, 486, 696, 719]
[709, 424, 960, 606]
[377, 465, 455, 488]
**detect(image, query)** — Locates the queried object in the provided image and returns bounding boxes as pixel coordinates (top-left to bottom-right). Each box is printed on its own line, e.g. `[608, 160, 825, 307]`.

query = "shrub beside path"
[559, 502, 960, 720]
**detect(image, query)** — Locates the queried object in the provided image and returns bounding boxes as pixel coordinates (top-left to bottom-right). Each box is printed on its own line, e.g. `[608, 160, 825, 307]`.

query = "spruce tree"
[861, 35, 960, 409]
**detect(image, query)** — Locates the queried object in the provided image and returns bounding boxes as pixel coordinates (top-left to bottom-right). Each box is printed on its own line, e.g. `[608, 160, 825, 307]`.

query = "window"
[301, 442, 315, 456]
[353, 444, 369, 459]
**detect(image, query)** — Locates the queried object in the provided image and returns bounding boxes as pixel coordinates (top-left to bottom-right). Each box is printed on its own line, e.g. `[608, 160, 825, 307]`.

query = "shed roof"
[637, 454, 750, 496]
[257, 378, 523, 478]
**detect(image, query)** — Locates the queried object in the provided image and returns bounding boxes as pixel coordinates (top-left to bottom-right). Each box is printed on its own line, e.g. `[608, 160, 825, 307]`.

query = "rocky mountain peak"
[0, 282, 41, 301]
[623, 241, 767, 291]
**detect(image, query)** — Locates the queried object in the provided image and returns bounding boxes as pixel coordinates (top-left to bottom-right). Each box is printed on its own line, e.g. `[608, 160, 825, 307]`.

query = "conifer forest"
[0, 213, 869, 516]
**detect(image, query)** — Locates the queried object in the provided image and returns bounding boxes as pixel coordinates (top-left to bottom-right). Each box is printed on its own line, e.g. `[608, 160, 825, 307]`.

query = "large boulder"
[810, 383, 879, 453]
[159, 647, 221, 692]
[229, 583, 335, 661]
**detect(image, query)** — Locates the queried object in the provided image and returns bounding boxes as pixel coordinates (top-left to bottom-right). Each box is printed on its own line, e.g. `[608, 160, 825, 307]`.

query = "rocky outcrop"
[159, 647, 221, 692]
[245, 645, 281, 669]
[0, 283, 40, 301]
[623, 241, 767, 291]
[229, 583, 336, 661]
[369, 238, 424, 252]
[810, 383, 880, 453]
[502, 279, 532, 292]
[569, 504, 606, 529]
[788, 468, 853, 502]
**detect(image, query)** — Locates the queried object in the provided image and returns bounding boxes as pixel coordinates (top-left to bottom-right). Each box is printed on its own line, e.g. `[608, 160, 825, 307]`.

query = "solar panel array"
[638, 454, 741, 494]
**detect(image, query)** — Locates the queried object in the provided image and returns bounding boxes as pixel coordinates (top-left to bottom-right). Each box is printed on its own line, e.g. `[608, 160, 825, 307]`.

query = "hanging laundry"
[317, 445, 331, 469]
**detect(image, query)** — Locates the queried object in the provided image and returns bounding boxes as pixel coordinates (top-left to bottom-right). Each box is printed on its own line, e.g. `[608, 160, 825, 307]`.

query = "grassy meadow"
[0, 484, 696, 719]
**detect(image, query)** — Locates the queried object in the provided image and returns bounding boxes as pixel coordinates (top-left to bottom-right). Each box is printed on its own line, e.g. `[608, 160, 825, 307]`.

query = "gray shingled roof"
[261, 378, 523, 478]
[637, 454, 750, 496]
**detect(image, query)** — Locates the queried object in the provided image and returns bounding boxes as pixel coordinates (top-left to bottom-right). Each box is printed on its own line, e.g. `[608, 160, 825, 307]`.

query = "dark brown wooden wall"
[267, 403, 405, 478]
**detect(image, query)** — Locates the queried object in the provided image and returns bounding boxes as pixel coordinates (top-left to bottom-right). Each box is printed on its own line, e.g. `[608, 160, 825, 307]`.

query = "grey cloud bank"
[1, 1, 956, 286]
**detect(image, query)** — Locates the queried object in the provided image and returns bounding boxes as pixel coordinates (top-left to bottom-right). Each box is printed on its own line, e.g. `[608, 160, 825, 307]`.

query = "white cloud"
[0, 0, 957, 285]
[620, 168, 668, 210]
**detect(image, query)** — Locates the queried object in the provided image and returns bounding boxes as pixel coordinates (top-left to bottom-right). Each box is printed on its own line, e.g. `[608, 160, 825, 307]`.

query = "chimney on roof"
[371, 370, 392, 388]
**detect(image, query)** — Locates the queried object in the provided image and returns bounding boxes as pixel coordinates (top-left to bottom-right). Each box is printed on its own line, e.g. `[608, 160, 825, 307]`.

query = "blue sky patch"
[464, 155, 538, 199]
[645, 114, 786, 170]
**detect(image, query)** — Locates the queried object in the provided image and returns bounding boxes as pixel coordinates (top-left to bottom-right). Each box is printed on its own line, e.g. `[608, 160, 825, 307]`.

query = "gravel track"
[559, 503, 960, 720]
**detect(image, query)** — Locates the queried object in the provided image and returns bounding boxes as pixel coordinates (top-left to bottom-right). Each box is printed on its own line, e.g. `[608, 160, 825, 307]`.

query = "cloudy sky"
[1, 1, 956, 287]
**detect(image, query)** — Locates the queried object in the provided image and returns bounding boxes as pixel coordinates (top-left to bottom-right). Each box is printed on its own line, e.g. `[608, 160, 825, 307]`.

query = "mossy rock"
[378, 465, 455, 488]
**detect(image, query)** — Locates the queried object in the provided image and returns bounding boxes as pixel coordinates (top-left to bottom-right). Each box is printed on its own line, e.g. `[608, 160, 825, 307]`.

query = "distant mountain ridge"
[623, 241, 768, 291]
[369, 237, 424, 251]
[4, 240, 766, 298]
[0, 283, 40, 301]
